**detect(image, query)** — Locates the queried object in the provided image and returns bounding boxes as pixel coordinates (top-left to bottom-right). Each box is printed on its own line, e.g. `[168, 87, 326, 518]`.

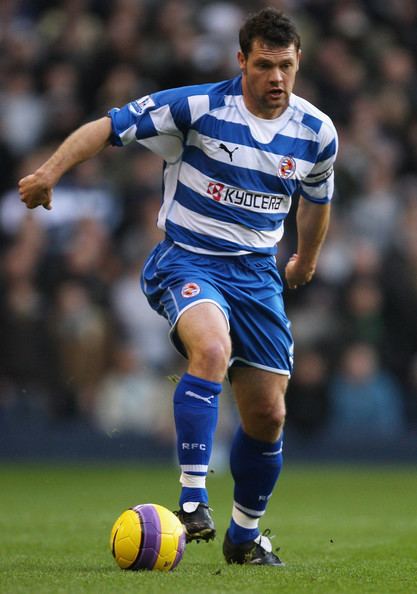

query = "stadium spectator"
[1, 68, 46, 156]
[110, 259, 181, 373]
[286, 349, 330, 438]
[328, 341, 405, 440]
[48, 279, 114, 419]
[93, 344, 176, 441]
[0, 219, 54, 418]
[340, 276, 385, 349]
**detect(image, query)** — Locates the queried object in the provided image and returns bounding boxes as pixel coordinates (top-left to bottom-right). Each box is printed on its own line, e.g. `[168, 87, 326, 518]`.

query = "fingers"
[287, 277, 309, 290]
[284, 258, 298, 289]
[285, 267, 310, 289]
[18, 176, 33, 206]
[18, 175, 52, 210]
[285, 272, 298, 290]
[18, 174, 35, 194]
[285, 253, 315, 289]
[286, 254, 300, 288]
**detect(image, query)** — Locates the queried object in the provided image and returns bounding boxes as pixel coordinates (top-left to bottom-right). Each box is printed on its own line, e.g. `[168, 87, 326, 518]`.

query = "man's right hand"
[18, 171, 53, 210]
[17, 117, 113, 212]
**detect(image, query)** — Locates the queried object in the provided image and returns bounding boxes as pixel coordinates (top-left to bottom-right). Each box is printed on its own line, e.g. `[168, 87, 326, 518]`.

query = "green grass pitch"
[0, 463, 416, 594]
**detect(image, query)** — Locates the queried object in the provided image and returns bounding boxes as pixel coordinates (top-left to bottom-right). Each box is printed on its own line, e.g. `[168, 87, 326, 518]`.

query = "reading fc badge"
[181, 282, 201, 298]
[278, 156, 296, 179]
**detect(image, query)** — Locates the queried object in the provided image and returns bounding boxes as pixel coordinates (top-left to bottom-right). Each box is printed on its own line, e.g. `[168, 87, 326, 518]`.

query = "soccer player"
[18, 8, 337, 565]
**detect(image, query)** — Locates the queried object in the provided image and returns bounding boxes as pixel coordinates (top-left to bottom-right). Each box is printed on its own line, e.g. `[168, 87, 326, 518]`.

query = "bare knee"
[176, 303, 231, 382]
[187, 338, 231, 382]
[232, 367, 288, 442]
[269, 404, 286, 437]
[243, 401, 286, 443]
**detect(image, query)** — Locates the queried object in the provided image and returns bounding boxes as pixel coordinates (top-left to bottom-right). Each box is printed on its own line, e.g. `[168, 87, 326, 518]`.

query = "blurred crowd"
[0, 0, 416, 447]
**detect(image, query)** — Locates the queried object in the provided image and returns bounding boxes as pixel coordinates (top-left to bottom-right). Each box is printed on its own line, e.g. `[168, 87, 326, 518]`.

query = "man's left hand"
[284, 253, 315, 289]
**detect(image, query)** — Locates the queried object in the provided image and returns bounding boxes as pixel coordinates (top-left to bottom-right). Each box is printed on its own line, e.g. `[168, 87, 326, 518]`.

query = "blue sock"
[228, 426, 283, 544]
[173, 372, 221, 508]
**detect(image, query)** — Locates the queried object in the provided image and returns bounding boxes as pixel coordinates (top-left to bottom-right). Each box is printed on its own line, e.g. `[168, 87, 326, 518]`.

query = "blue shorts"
[141, 240, 294, 375]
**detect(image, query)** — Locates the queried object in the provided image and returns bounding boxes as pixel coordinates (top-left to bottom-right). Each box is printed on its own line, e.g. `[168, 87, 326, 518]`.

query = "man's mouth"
[268, 89, 284, 99]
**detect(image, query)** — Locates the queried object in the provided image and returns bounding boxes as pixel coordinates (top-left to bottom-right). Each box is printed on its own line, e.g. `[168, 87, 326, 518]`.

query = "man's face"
[238, 39, 301, 119]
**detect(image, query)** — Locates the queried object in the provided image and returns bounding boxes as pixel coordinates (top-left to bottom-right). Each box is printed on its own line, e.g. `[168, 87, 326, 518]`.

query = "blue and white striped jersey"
[109, 75, 338, 256]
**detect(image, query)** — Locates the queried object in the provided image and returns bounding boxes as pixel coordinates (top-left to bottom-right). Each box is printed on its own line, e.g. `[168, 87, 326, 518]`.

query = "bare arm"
[18, 117, 112, 210]
[285, 197, 331, 289]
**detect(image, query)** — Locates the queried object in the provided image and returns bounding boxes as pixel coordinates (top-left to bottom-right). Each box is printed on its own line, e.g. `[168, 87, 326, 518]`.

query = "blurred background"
[0, 0, 416, 464]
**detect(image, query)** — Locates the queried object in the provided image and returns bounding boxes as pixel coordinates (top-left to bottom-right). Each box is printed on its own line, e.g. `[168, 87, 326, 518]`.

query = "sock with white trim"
[228, 425, 283, 544]
[173, 372, 221, 508]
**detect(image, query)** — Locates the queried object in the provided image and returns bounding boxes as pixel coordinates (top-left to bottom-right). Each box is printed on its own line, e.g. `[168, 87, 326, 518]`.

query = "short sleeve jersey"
[109, 75, 338, 256]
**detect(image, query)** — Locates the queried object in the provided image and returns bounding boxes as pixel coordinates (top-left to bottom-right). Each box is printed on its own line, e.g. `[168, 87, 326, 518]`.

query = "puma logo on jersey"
[219, 143, 239, 162]
[185, 390, 215, 404]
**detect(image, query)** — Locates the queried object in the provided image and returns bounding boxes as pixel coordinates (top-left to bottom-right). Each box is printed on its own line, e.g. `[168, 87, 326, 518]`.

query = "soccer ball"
[110, 503, 186, 571]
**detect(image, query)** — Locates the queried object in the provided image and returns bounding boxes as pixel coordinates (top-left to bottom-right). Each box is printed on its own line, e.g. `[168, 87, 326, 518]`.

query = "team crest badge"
[181, 282, 201, 298]
[278, 156, 296, 179]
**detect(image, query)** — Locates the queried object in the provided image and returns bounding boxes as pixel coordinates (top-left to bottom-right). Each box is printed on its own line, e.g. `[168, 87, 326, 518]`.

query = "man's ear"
[296, 49, 302, 72]
[237, 50, 246, 72]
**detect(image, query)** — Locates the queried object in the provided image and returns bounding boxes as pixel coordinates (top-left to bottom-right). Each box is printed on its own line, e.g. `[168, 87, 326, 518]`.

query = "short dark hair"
[239, 8, 301, 58]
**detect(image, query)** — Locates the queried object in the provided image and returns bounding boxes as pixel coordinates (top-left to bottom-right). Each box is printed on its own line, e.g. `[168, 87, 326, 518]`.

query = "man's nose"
[270, 67, 284, 84]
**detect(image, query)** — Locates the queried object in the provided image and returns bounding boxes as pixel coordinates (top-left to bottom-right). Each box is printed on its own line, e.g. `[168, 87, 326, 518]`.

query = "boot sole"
[185, 527, 216, 543]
